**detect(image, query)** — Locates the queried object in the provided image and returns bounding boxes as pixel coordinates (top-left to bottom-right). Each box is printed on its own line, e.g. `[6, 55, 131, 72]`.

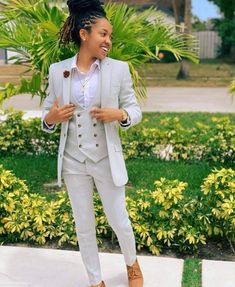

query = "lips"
[101, 46, 109, 53]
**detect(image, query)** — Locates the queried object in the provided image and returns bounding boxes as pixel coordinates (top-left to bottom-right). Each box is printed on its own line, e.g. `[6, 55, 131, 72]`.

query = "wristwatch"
[121, 109, 128, 121]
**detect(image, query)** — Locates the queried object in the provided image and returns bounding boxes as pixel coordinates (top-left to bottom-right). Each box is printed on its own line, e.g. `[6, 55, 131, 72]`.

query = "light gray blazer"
[41, 54, 142, 187]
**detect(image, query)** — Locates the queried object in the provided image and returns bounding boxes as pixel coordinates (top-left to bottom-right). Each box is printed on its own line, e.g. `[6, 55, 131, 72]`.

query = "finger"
[61, 110, 75, 118]
[60, 104, 76, 111]
[54, 96, 61, 107]
[90, 107, 101, 113]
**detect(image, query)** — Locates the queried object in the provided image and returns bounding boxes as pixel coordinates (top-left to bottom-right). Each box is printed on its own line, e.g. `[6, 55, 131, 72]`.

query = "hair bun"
[67, 0, 104, 15]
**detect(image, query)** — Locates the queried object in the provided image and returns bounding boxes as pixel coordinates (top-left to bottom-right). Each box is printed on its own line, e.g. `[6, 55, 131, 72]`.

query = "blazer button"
[78, 134, 82, 137]
[77, 114, 80, 117]
[78, 124, 81, 127]
[93, 123, 97, 127]
[96, 143, 99, 147]
[94, 134, 97, 137]
[79, 144, 82, 147]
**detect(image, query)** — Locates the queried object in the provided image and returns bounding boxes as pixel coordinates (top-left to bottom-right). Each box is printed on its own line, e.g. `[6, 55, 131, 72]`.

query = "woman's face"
[80, 17, 113, 60]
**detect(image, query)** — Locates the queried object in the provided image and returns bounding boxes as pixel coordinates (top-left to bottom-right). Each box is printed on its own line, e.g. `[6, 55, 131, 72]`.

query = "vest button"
[77, 114, 80, 117]
[94, 134, 97, 137]
[93, 123, 97, 126]
[78, 134, 82, 137]
[78, 124, 81, 127]
[96, 143, 99, 147]
[79, 144, 82, 147]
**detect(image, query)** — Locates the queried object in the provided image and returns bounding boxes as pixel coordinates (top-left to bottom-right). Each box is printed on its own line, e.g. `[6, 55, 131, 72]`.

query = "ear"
[79, 28, 88, 41]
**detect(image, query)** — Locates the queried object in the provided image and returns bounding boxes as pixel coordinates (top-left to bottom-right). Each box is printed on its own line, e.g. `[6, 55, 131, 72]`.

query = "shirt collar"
[71, 52, 101, 73]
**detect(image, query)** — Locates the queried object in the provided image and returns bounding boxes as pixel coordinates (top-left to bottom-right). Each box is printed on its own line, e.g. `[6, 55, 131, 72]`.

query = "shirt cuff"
[119, 114, 131, 126]
[43, 120, 55, 129]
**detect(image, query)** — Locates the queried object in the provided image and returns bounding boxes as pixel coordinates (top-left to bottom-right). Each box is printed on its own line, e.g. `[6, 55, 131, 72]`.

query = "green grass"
[126, 157, 212, 197]
[182, 258, 202, 287]
[138, 60, 235, 87]
[0, 154, 214, 198]
[0, 154, 57, 199]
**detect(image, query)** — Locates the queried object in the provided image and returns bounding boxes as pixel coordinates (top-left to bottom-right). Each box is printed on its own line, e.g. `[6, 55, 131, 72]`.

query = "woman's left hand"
[90, 107, 122, 123]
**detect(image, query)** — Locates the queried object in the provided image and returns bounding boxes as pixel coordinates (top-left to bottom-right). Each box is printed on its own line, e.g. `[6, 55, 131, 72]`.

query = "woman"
[41, 0, 143, 286]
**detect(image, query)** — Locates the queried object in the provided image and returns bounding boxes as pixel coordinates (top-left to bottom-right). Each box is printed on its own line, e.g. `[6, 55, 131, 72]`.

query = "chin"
[98, 54, 106, 60]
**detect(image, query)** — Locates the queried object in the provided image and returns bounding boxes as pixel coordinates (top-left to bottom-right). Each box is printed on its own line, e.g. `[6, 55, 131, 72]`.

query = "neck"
[76, 48, 97, 73]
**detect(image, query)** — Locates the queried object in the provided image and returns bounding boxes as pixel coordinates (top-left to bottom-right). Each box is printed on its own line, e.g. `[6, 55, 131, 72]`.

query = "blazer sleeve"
[118, 62, 142, 131]
[41, 64, 57, 134]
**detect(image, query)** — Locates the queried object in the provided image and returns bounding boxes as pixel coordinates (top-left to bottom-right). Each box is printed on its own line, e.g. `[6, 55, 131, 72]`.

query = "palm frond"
[0, 0, 199, 104]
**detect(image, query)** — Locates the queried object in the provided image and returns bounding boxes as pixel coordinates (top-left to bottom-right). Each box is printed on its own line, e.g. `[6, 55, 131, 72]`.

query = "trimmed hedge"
[0, 111, 234, 166]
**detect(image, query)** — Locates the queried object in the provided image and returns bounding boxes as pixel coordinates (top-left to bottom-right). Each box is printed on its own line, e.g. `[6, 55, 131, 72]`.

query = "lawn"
[138, 59, 235, 87]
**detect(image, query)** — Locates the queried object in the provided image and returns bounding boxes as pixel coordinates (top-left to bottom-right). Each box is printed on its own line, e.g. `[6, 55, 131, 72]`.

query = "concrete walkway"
[1, 87, 235, 119]
[202, 259, 235, 287]
[139, 87, 235, 113]
[0, 246, 234, 287]
[0, 246, 184, 287]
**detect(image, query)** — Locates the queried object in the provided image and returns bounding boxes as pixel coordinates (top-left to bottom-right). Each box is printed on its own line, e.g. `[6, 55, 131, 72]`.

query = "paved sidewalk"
[202, 259, 235, 287]
[0, 246, 234, 287]
[0, 246, 183, 287]
[1, 87, 235, 120]
[139, 87, 235, 113]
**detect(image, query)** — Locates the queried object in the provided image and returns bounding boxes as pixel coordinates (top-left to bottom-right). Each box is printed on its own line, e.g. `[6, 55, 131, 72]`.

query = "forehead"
[93, 18, 113, 32]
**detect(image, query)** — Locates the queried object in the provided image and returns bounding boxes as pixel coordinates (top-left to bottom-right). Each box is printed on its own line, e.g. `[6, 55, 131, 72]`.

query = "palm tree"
[174, 0, 194, 80]
[0, 0, 199, 105]
[172, 0, 181, 26]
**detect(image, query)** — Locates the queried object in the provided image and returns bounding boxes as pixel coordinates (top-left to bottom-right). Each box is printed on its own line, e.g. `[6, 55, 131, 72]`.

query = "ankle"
[90, 281, 102, 287]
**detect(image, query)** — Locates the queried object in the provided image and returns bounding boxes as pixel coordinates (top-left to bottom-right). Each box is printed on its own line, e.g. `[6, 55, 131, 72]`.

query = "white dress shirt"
[44, 53, 131, 129]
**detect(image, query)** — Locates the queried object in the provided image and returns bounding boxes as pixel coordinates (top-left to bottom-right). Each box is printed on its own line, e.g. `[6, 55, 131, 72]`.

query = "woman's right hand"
[44, 97, 76, 125]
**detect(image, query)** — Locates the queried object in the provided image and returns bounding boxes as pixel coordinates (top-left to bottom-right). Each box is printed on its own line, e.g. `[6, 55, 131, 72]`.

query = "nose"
[106, 36, 112, 47]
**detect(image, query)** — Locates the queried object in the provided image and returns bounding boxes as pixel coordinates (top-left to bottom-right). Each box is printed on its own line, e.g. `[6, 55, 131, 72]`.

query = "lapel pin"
[63, 70, 70, 78]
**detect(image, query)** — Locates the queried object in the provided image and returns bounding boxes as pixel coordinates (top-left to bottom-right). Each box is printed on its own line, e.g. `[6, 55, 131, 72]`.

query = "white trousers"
[62, 150, 137, 285]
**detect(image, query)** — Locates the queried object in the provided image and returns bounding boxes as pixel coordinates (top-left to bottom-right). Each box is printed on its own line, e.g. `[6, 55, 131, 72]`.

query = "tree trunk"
[230, 45, 235, 62]
[184, 0, 192, 33]
[176, 59, 189, 79]
[172, 0, 180, 26]
[177, 0, 192, 80]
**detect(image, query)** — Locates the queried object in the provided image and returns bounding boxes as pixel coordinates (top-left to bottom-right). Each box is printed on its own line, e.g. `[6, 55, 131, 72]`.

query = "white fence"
[193, 31, 222, 59]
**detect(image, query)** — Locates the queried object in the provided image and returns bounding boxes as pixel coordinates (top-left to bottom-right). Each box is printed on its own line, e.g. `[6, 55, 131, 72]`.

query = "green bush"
[126, 178, 207, 255]
[121, 116, 235, 165]
[0, 111, 234, 166]
[200, 167, 235, 248]
[1, 164, 234, 254]
[0, 164, 110, 247]
[0, 110, 59, 156]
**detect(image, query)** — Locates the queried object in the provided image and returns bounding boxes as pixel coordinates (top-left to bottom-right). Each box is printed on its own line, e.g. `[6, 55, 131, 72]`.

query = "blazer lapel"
[62, 55, 112, 107]
[62, 56, 74, 106]
[100, 57, 111, 108]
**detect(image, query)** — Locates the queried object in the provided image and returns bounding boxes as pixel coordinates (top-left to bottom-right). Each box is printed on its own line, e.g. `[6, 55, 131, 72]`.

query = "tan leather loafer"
[126, 258, 144, 287]
[89, 280, 106, 287]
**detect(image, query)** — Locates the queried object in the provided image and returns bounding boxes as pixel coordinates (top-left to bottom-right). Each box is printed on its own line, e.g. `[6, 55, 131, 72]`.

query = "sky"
[192, 0, 221, 21]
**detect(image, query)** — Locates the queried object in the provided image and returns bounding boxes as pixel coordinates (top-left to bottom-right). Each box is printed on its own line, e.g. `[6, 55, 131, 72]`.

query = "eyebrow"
[101, 28, 112, 35]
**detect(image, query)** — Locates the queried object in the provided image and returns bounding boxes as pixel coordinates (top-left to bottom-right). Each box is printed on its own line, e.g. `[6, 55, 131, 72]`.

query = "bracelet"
[121, 109, 128, 121]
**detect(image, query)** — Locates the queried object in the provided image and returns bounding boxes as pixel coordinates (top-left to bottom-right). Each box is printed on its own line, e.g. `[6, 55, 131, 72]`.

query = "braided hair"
[58, 0, 107, 48]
